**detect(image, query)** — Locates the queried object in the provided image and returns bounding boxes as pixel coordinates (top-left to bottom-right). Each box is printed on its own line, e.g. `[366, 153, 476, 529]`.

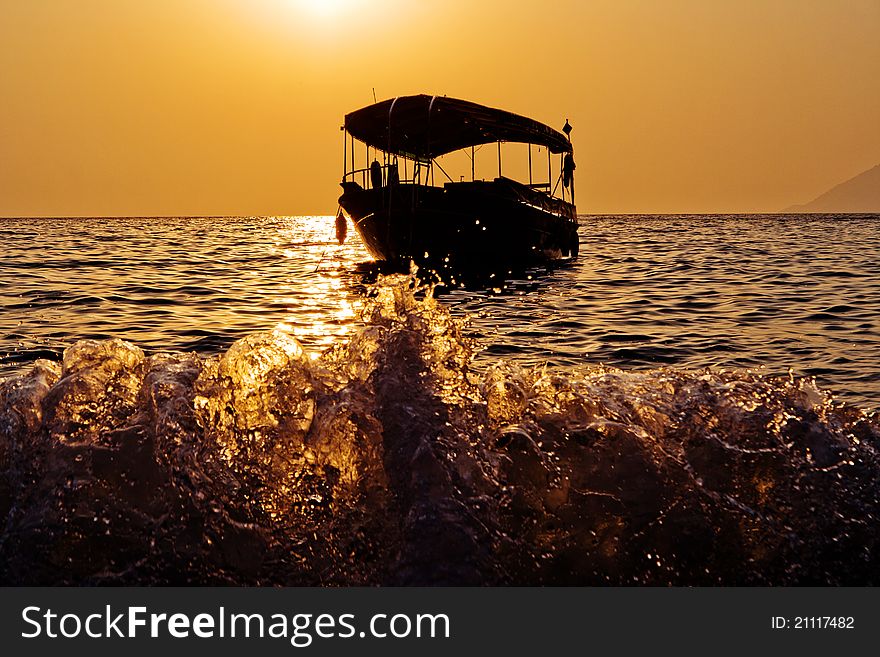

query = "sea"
[1, 213, 878, 585]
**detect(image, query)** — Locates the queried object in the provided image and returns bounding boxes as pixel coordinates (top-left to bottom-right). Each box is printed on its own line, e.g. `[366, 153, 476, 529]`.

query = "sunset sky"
[1, 0, 878, 216]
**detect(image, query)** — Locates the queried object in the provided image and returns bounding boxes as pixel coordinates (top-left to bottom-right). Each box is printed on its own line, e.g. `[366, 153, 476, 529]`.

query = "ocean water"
[2, 214, 878, 407]
[1, 214, 878, 585]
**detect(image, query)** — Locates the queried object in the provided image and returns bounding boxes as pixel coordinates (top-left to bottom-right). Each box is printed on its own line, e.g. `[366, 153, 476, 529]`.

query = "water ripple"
[0, 213, 878, 409]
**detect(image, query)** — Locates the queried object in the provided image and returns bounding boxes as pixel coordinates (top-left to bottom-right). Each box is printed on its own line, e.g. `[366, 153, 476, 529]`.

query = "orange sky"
[1, 0, 878, 216]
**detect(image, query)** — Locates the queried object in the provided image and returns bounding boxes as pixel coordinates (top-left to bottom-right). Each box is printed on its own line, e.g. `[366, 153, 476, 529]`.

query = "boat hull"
[338, 178, 578, 270]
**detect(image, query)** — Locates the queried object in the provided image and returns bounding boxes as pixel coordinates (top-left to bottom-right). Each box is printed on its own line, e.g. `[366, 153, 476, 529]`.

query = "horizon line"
[3, 211, 879, 220]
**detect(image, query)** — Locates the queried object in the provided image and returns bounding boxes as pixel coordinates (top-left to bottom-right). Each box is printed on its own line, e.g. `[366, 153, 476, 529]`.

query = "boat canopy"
[344, 94, 572, 160]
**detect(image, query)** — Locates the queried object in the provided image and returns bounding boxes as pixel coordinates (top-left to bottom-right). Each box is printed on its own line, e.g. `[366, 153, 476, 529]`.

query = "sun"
[296, 0, 357, 17]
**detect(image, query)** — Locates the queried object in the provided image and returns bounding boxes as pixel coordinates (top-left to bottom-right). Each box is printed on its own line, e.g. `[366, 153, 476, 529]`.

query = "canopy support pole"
[561, 154, 565, 203]
[528, 144, 532, 185]
[547, 148, 551, 197]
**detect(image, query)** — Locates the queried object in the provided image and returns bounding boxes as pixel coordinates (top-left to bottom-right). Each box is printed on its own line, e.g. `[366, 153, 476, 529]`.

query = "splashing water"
[1, 277, 878, 584]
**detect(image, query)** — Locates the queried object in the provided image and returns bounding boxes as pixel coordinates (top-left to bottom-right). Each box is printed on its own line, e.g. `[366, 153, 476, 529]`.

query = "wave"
[1, 277, 878, 585]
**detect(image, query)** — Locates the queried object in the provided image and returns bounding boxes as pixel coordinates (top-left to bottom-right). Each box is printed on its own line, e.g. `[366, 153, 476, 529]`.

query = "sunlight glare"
[296, 0, 358, 17]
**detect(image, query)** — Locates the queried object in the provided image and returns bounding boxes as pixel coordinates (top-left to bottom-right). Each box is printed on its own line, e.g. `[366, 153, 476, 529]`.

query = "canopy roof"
[344, 94, 572, 159]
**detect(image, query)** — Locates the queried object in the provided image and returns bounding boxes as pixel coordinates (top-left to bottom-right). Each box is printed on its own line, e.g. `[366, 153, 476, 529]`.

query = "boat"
[337, 95, 578, 273]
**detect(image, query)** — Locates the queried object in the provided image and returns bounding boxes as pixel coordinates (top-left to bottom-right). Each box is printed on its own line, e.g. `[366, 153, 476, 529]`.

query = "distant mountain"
[785, 164, 880, 213]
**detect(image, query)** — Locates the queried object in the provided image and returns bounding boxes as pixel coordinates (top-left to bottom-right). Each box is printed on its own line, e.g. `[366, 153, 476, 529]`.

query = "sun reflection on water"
[267, 215, 370, 356]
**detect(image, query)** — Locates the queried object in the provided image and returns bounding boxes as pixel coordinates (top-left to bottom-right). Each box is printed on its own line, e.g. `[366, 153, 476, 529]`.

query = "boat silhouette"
[338, 95, 579, 275]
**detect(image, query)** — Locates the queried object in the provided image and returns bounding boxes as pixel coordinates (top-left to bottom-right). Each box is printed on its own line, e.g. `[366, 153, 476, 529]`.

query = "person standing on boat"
[370, 159, 383, 189]
[563, 152, 576, 190]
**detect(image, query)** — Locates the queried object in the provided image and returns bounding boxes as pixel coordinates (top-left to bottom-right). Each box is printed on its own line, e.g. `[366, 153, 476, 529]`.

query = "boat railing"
[342, 162, 423, 189]
[341, 155, 573, 207]
[342, 166, 372, 189]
